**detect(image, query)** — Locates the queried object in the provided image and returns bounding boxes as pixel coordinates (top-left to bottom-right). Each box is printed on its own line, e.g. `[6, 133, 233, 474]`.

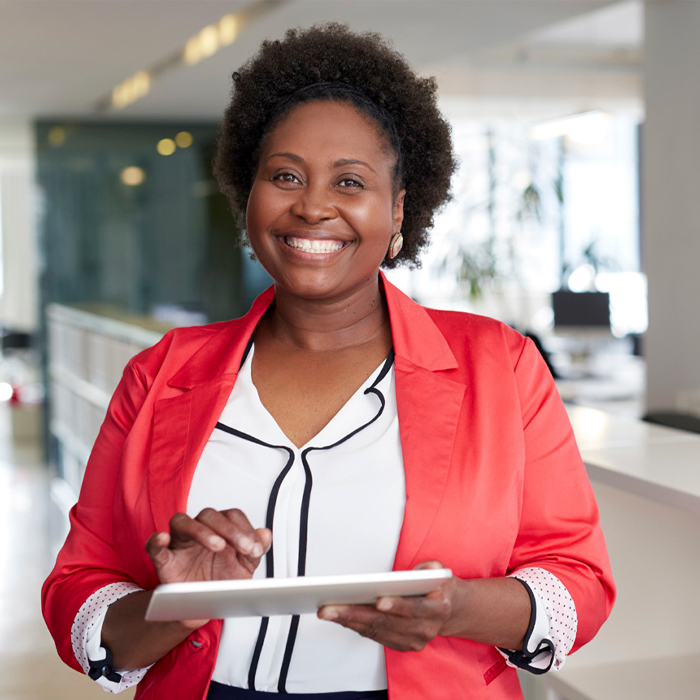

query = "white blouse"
[72, 347, 576, 693]
[190, 346, 405, 693]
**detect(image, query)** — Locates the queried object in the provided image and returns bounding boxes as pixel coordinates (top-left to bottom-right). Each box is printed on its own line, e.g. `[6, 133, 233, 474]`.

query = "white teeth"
[285, 237, 344, 253]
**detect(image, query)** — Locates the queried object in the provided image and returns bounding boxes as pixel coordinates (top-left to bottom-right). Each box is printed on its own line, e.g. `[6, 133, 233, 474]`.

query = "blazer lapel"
[382, 275, 466, 570]
[148, 286, 275, 532]
[392, 359, 465, 570]
[149, 381, 235, 533]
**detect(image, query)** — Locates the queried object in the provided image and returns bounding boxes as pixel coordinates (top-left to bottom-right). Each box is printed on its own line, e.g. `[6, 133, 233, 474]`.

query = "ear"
[393, 188, 406, 233]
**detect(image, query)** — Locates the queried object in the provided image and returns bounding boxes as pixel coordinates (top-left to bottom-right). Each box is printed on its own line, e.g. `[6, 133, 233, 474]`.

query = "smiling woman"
[42, 23, 615, 700]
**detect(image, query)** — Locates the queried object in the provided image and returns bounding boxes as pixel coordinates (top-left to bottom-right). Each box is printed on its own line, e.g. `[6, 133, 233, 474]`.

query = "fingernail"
[238, 536, 254, 553]
[251, 543, 263, 557]
[320, 607, 338, 621]
[377, 598, 392, 611]
[209, 535, 226, 549]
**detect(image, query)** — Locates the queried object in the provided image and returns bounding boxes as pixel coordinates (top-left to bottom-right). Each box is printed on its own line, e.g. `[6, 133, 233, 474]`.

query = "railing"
[46, 303, 172, 504]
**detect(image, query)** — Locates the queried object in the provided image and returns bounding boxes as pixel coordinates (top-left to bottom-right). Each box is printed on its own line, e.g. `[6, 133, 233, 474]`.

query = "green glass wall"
[36, 120, 269, 323]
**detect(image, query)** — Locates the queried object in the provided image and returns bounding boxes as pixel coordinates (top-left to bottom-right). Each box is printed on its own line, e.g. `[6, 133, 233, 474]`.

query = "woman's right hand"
[145, 507, 271, 626]
[102, 509, 270, 669]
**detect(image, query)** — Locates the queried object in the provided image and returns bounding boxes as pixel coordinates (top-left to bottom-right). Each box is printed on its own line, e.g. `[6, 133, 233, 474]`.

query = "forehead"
[260, 100, 395, 163]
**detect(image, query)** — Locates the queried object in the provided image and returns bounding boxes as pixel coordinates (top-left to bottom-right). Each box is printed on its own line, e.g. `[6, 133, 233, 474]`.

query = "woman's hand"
[145, 508, 271, 630]
[318, 562, 531, 652]
[102, 510, 271, 671]
[317, 561, 457, 652]
[146, 508, 271, 582]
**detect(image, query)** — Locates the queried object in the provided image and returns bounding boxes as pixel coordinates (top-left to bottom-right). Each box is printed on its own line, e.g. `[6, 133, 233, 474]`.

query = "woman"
[42, 24, 615, 700]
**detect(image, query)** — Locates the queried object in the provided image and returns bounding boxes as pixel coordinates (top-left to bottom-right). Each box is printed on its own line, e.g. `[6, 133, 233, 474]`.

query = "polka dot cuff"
[504, 567, 577, 673]
[71, 582, 152, 693]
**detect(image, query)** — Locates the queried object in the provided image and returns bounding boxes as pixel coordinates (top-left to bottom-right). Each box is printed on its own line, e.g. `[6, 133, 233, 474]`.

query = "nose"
[290, 185, 337, 224]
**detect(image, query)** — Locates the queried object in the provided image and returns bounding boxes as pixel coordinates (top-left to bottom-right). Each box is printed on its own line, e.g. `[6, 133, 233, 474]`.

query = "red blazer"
[42, 275, 615, 700]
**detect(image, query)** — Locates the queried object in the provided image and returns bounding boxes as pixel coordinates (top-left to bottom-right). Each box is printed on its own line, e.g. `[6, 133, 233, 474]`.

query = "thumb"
[414, 560, 444, 570]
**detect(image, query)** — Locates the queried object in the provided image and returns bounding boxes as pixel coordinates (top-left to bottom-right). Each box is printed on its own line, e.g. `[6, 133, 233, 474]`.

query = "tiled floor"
[0, 404, 135, 699]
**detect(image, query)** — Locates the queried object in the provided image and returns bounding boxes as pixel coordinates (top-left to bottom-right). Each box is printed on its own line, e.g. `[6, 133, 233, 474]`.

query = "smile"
[283, 237, 346, 254]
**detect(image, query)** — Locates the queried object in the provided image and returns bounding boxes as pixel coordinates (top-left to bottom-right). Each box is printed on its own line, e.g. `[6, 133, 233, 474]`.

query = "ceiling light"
[219, 14, 239, 46]
[183, 13, 240, 66]
[199, 25, 220, 58]
[120, 166, 146, 186]
[175, 131, 193, 148]
[132, 71, 151, 99]
[97, 2, 270, 113]
[184, 24, 220, 65]
[112, 70, 151, 109]
[184, 36, 203, 66]
[157, 139, 176, 156]
[112, 83, 128, 109]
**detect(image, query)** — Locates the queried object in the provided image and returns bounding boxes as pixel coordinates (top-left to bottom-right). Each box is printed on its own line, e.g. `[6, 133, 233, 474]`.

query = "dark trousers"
[207, 681, 388, 700]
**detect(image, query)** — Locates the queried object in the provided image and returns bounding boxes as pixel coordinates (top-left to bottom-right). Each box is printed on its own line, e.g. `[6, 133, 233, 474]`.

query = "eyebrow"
[265, 152, 377, 174]
[333, 158, 377, 174]
[266, 152, 303, 163]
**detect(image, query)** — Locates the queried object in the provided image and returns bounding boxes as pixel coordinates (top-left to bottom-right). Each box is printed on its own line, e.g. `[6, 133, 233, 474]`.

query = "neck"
[262, 276, 390, 353]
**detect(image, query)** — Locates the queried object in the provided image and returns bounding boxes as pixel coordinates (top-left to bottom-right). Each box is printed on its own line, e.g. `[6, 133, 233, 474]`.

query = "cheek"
[246, 183, 282, 237]
[245, 183, 265, 232]
[346, 196, 395, 239]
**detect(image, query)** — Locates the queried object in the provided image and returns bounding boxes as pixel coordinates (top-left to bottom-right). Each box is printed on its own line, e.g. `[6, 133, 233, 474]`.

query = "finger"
[194, 508, 270, 562]
[255, 527, 273, 554]
[414, 560, 445, 570]
[375, 595, 423, 616]
[318, 605, 428, 652]
[319, 604, 386, 631]
[376, 590, 449, 622]
[145, 531, 172, 567]
[201, 508, 266, 557]
[168, 511, 228, 551]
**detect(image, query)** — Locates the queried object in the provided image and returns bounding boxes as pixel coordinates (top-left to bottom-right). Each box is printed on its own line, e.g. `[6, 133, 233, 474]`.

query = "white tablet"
[145, 569, 452, 621]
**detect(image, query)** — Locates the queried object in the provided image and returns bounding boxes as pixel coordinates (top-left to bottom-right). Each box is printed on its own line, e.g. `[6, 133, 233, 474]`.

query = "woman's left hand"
[317, 561, 458, 652]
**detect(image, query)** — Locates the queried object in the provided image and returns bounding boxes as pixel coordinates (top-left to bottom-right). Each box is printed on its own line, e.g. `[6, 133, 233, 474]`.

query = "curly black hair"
[214, 23, 456, 268]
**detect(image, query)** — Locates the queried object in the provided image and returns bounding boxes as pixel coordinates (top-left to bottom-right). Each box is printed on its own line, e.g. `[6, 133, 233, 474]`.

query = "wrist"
[438, 576, 469, 638]
[173, 617, 209, 632]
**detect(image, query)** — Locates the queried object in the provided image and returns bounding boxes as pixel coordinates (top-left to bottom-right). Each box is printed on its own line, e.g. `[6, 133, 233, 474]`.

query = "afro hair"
[214, 23, 456, 268]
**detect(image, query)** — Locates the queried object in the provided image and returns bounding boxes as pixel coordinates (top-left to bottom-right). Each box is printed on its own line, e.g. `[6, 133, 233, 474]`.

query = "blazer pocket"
[483, 656, 508, 685]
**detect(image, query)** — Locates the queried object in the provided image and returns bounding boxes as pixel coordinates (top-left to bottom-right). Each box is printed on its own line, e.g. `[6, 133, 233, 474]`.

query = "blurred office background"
[1, 2, 699, 699]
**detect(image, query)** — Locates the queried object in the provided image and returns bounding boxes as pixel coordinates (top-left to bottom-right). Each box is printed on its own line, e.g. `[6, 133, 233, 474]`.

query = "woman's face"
[246, 100, 405, 304]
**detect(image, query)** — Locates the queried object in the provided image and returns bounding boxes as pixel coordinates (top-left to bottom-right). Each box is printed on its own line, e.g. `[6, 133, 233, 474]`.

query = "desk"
[537, 407, 700, 700]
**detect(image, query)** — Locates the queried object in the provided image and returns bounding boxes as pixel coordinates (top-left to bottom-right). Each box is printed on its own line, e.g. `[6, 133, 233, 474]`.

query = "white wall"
[0, 119, 38, 332]
[643, 1, 700, 414]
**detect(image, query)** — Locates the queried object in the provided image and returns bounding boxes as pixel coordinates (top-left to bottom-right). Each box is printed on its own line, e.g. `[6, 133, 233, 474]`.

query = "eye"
[338, 177, 364, 189]
[271, 171, 301, 186]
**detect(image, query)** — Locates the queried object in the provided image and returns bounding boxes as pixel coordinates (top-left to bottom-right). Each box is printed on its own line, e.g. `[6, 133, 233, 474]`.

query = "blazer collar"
[166, 286, 275, 389]
[380, 272, 458, 372]
[165, 273, 455, 390]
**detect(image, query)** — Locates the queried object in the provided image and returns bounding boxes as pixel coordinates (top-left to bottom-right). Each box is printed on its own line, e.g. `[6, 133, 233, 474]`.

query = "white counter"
[539, 406, 700, 700]
[566, 406, 700, 514]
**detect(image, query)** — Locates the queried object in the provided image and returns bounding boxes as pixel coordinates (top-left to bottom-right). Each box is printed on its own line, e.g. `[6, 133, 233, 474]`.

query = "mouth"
[283, 236, 347, 254]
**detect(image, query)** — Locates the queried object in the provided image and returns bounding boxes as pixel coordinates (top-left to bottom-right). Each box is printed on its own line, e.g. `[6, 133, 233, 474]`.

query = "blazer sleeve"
[41, 354, 151, 673]
[506, 336, 616, 652]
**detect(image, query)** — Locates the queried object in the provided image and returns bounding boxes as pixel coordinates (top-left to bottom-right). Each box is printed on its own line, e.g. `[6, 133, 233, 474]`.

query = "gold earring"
[388, 232, 403, 260]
